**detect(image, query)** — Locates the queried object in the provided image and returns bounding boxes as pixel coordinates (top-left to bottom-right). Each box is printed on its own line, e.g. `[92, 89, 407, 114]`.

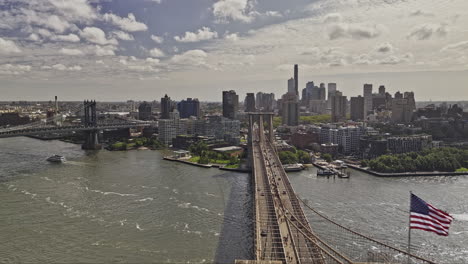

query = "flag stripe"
[410, 225, 448, 236]
[410, 213, 451, 228]
[428, 204, 453, 219]
[428, 211, 452, 224]
[411, 219, 448, 232]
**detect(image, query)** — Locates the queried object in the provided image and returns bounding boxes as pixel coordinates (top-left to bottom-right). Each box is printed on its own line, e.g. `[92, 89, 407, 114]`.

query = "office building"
[350, 96, 365, 121]
[244, 93, 256, 112]
[138, 101, 152, 120]
[287, 78, 295, 94]
[309, 100, 328, 114]
[160, 94, 173, 119]
[331, 91, 347, 122]
[391, 91, 415, 123]
[327, 83, 337, 99]
[387, 135, 432, 154]
[222, 90, 239, 119]
[281, 93, 299, 126]
[363, 84, 373, 118]
[158, 110, 188, 145]
[204, 116, 241, 145]
[256, 92, 275, 111]
[378, 85, 386, 95]
[177, 98, 200, 118]
[294, 64, 299, 96]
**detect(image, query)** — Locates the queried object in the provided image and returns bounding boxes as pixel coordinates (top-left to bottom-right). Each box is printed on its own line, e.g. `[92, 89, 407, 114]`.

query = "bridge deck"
[252, 124, 325, 264]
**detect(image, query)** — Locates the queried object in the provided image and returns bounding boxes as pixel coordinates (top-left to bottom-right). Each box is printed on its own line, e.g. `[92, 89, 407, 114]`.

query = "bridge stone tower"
[247, 112, 275, 168]
[82, 100, 102, 150]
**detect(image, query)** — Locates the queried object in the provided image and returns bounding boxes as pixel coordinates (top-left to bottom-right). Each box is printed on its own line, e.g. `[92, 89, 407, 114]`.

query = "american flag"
[410, 193, 453, 236]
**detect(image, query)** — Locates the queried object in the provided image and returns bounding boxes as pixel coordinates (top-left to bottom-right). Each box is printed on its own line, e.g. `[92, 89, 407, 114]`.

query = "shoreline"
[347, 164, 468, 177]
[163, 156, 307, 173]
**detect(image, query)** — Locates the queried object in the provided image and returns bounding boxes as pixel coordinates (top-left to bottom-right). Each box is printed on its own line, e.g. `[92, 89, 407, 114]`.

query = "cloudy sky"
[1, 0, 467, 102]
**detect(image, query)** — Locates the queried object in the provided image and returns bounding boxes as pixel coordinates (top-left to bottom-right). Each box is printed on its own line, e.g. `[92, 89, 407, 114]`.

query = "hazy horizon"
[1, 0, 468, 101]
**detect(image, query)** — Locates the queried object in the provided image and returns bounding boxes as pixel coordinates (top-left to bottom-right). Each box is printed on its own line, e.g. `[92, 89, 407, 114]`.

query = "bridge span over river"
[238, 112, 438, 264]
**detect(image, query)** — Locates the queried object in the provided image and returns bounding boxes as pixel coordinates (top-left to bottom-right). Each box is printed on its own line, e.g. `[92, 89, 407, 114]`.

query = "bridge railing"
[296, 196, 437, 264]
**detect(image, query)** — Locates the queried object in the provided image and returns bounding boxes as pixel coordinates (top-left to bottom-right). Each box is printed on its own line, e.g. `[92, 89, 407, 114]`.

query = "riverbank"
[347, 164, 468, 177]
[164, 156, 308, 173]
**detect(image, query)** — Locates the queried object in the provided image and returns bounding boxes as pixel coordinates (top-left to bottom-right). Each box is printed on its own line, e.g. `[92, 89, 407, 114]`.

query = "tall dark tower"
[294, 64, 298, 97]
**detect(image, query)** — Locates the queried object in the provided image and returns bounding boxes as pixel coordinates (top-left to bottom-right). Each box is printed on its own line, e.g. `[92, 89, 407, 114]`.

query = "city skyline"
[1, 0, 468, 101]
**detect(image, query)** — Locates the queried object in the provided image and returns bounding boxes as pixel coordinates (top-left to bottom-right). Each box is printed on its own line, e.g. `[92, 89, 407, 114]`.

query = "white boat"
[47, 155, 66, 163]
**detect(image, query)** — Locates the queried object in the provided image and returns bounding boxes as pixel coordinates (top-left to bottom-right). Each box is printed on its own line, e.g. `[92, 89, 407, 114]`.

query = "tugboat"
[46, 155, 66, 163]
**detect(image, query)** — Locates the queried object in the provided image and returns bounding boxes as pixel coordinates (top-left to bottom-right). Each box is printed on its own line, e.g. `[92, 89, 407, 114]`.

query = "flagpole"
[407, 191, 412, 264]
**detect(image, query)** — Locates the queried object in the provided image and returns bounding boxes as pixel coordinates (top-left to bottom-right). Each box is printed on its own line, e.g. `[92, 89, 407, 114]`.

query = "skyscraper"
[350, 96, 365, 121]
[363, 84, 373, 118]
[222, 90, 239, 119]
[287, 78, 295, 94]
[391, 91, 416, 123]
[331, 91, 347, 123]
[281, 93, 299, 126]
[138, 101, 153, 120]
[160, 94, 173, 119]
[378, 85, 386, 95]
[244, 93, 256, 112]
[177, 98, 200, 118]
[294, 64, 299, 96]
[327, 83, 337, 99]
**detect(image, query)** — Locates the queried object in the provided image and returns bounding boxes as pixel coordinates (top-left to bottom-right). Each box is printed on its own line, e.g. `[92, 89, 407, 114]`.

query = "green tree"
[297, 150, 311, 164]
[189, 141, 208, 156]
[322, 153, 333, 163]
[279, 151, 298, 165]
[361, 160, 369, 167]
[198, 155, 210, 164]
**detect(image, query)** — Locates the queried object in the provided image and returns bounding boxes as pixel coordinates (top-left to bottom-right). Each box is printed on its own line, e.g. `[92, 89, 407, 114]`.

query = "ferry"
[46, 155, 66, 163]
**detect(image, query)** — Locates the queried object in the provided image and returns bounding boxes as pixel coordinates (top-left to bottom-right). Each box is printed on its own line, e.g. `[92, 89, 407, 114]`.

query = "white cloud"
[68, 65, 82, 71]
[48, 0, 98, 22]
[213, 0, 255, 23]
[103, 13, 148, 32]
[59, 48, 84, 56]
[146, 58, 160, 64]
[49, 64, 82, 71]
[119, 58, 128, 65]
[225, 33, 239, 41]
[171, 49, 209, 67]
[80, 27, 118, 45]
[328, 23, 383, 40]
[112, 31, 134, 41]
[93, 45, 117, 56]
[151, 34, 164, 44]
[149, 48, 165, 57]
[323, 13, 342, 23]
[407, 23, 448, 40]
[441, 41, 468, 51]
[174, 27, 218, 42]
[0, 38, 21, 54]
[52, 34, 80, 43]
[21, 10, 74, 33]
[264, 11, 282, 18]
[28, 33, 41, 42]
[51, 64, 67, 71]
[0, 64, 31, 75]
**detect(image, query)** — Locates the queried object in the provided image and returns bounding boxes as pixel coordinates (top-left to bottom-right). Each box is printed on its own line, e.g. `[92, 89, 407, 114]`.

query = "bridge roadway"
[252, 124, 325, 264]
[0, 122, 153, 138]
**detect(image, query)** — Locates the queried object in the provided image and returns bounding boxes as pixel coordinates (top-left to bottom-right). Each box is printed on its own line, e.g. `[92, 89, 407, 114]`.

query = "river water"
[0, 137, 467, 263]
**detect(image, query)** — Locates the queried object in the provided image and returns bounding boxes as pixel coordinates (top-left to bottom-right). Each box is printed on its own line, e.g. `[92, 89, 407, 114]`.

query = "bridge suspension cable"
[295, 196, 437, 264]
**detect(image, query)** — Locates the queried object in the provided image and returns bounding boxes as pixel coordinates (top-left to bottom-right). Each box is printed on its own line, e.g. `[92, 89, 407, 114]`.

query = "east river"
[0, 137, 467, 263]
